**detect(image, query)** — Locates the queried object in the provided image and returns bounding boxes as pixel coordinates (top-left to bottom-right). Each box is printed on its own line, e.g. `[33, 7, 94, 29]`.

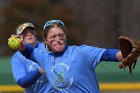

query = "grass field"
[0, 56, 140, 92]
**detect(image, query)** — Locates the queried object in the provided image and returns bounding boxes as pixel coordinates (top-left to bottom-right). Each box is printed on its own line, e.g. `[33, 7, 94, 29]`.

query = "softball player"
[15, 20, 124, 93]
[11, 22, 55, 93]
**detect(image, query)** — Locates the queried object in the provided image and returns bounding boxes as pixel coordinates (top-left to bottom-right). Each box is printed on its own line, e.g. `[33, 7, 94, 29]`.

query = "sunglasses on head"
[43, 20, 65, 30]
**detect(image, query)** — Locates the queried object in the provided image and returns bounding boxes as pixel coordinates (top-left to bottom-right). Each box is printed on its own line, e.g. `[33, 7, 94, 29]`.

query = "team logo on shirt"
[51, 62, 73, 90]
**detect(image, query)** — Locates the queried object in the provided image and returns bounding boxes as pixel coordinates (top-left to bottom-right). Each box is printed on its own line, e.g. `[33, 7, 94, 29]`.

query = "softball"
[8, 36, 21, 50]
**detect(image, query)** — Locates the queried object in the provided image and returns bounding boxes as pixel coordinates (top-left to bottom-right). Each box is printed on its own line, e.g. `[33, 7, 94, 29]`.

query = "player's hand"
[38, 67, 46, 75]
[8, 34, 25, 50]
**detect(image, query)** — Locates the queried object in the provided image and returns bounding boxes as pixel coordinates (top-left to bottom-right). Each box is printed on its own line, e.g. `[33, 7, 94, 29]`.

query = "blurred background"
[0, 0, 140, 93]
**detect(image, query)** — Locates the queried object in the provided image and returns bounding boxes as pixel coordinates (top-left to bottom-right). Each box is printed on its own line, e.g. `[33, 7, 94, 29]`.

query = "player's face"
[44, 27, 66, 52]
[20, 28, 37, 46]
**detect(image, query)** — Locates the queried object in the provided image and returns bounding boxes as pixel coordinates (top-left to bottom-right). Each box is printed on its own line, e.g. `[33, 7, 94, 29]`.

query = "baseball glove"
[118, 35, 140, 75]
